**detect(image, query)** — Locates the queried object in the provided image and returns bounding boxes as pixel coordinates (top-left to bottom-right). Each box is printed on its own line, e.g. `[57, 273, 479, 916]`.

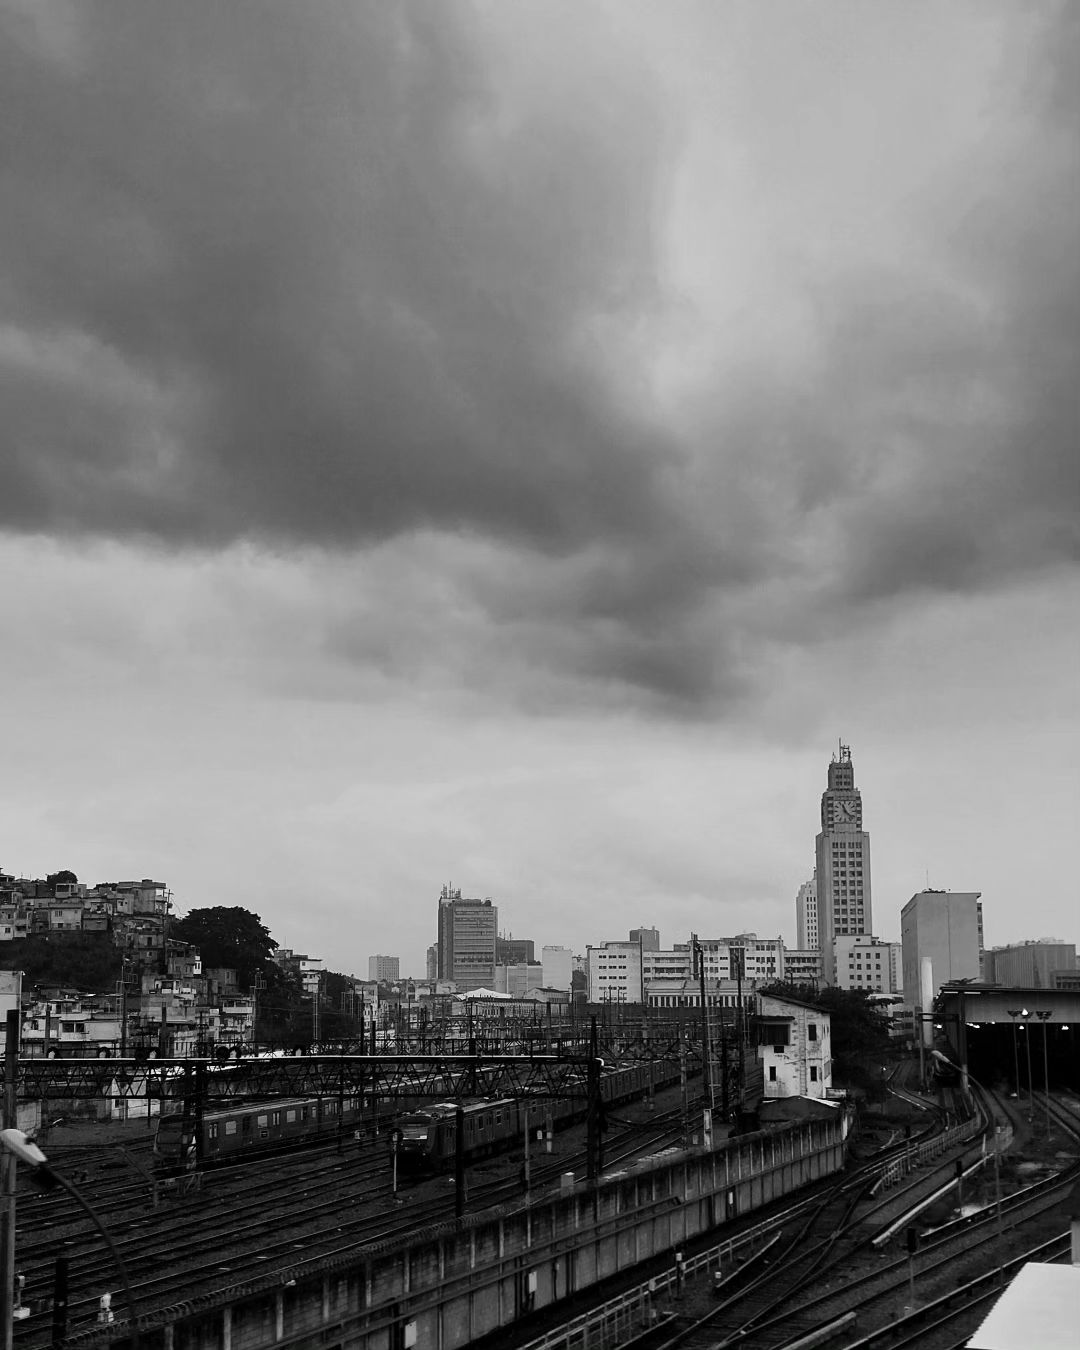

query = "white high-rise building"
[795, 872, 818, 950]
[368, 954, 400, 982]
[692, 934, 784, 983]
[834, 934, 901, 994]
[814, 743, 873, 984]
[900, 890, 982, 1005]
[541, 945, 573, 991]
[586, 941, 643, 1003]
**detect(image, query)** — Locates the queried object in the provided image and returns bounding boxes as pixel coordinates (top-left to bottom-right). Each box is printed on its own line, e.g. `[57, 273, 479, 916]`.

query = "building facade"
[368, 954, 400, 983]
[692, 934, 784, 983]
[643, 947, 692, 984]
[795, 873, 818, 951]
[985, 940, 1076, 989]
[541, 945, 573, 991]
[833, 934, 902, 994]
[813, 743, 873, 983]
[757, 992, 832, 1099]
[493, 962, 543, 997]
[630, 927, 661, 952]
[900, 890, 983, 1006]
[586, 941, 643, 1003]
[495, 935, 535, 965]
[436, 886, 498, 992]
[783, 949, 824, 987]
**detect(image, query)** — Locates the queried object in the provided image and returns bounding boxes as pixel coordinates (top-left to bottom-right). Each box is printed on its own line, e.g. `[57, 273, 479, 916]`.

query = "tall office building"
[495, 935, 535, 964]
[436, 884, 498, 991]
[795, 872, 818, 951]
[900, 890, 983, 1004]
[541, 945, 573, 991]
[367, 954, 400, 983]
[814, 743, 873, 984]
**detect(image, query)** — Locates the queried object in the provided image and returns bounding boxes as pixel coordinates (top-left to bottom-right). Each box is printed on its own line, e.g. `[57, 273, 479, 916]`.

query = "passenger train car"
[155, 1093, 362, 1170]
[397, 1058, 679, 1171]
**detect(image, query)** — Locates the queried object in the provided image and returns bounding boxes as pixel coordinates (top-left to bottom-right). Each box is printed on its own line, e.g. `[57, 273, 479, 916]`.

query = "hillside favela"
[1, 744, 1077, 1350]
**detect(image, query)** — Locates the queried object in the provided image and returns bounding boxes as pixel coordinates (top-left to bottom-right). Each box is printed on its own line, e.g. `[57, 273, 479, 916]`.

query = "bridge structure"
[934, 982, 1080, 1095]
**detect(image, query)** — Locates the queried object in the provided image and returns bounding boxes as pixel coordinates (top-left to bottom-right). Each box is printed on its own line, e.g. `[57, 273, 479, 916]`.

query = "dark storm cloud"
[0, 2, 677, 549]
[1, 1, 1077, 713]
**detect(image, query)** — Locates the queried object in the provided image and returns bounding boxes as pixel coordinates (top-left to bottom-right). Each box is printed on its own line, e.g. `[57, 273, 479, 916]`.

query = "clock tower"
[814, 742, 873, 984]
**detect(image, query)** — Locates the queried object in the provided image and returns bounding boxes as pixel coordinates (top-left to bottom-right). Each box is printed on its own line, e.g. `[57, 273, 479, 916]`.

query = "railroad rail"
[12, 1083, 696, 1346]
[558, 1088, 1078, 1350]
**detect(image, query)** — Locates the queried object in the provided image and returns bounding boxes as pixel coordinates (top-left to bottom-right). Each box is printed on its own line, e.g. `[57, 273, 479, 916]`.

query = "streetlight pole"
[1035, 1011, 1052, 1138]
[1021, 1009, 1034, 1123]
[0, 1011, 18, 1350]
[0, 1129, 140, 1349]
[1007, 1009, 1022, 1103]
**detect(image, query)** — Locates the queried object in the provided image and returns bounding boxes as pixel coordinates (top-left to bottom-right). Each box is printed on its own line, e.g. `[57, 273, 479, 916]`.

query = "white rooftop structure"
[966, 1262, 1080, 1349]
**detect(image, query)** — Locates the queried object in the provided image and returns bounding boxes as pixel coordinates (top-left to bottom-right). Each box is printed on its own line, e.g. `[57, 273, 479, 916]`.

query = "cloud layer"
[2, 1, 1076, 711]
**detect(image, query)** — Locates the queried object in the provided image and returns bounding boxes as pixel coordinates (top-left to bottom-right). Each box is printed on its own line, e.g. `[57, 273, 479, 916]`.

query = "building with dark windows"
[795, 872, 818, 950]
[436, 884, 498, 992]
[367, 954, 400, 982]
[495, 935, 534, 965]
[814, 742, 873, 984]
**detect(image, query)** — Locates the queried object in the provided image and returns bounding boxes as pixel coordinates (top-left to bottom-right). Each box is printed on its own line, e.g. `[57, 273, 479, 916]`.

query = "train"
[155, 1092, 364, 1169]
[396, 1058, 679, 1171]
[154, 1057, 682, 1172]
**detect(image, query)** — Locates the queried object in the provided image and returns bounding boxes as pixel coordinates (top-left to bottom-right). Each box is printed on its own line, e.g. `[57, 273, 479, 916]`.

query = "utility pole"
[693, 936, 713, 1113]
[1, 1008, 20, 1350]
[733, 946, 745, 1118]
[586, 1016, 602, 1182]
[251, 974, 265, 1049]
[117, 959, 127, 1057]
[1035, 1010, 1052, 1137]
[454, 1105, 466, 1219]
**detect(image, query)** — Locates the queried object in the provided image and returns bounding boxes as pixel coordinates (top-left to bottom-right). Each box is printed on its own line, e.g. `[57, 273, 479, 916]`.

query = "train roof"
[159, 1097, 327, 1124]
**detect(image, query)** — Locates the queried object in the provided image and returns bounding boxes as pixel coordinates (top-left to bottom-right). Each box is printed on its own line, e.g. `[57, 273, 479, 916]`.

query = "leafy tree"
[170, 906, 277, 989]
[255, 962, 308, 1044]
[2, 934, 121, 993]
[48, 870, 79, 885]
[318, 970, 362, 1041]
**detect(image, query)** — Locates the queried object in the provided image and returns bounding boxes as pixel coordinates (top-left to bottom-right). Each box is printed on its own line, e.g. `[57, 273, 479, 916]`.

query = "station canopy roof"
[966, 1262, 1080, 1349]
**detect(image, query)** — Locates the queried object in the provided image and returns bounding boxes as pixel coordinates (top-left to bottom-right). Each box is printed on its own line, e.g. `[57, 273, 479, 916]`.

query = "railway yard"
[11, 1056, 695, 1346]
[7, 1052, 1080, 1349]
[481, 1068, 1080, 1350]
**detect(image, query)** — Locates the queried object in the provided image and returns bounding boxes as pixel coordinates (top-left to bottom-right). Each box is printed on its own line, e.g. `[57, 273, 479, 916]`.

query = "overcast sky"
[2, 1, 1076, 977]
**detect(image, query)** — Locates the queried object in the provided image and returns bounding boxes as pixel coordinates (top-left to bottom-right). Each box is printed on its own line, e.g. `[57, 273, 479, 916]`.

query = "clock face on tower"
[835, 800, 857, 823]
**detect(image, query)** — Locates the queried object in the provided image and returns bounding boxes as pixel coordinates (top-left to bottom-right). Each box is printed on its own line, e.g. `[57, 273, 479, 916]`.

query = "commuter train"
[397, 1058, 679, 1171]
[155, 1093, 364, 1170]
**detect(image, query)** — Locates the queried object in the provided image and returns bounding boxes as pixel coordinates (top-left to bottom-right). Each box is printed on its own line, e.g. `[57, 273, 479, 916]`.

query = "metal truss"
[18, 1054, 612, 1103]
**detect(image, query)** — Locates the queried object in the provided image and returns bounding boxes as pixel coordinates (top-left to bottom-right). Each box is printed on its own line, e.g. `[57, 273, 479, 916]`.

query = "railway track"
[12, 1088, 692, 1345]
[602, 1088, 1078, 1350]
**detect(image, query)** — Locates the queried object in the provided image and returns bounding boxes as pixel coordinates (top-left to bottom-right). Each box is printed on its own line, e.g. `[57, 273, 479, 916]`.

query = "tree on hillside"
[170, 906, 277, 988]
[255, 962, 308, 1043]
[1, 934, 119, 993]
[318, 970, 362, 1041]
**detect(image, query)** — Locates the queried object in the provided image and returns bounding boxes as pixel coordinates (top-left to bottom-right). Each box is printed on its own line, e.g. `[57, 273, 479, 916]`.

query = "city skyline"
[1, 3, 1076, 977]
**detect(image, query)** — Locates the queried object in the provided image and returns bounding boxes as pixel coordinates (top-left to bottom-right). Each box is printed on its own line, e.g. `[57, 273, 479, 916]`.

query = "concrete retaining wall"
[104, 1116, 846, 1350]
